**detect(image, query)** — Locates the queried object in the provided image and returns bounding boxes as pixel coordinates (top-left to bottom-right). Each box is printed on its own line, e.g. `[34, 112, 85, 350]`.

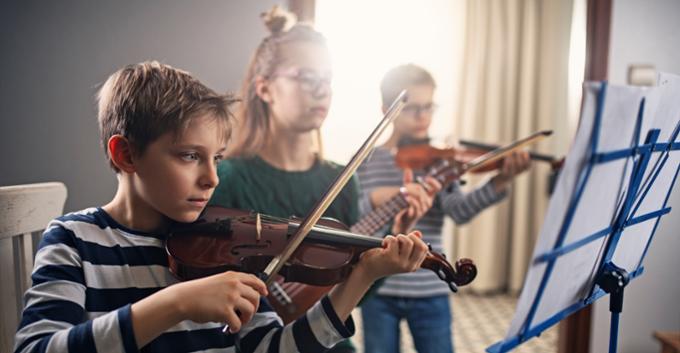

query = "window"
[316, 0, 466, 163]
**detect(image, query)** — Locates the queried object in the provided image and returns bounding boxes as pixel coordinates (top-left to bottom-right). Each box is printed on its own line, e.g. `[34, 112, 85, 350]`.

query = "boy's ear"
[254, 76, 273, 103]
[108, 135, 136, 173]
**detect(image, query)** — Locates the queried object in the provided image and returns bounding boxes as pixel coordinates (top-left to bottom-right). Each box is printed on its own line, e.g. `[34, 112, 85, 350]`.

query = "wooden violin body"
[166, 207, 477, 323]
[167, 208, 363, 286]
[395, 140, 564, 172]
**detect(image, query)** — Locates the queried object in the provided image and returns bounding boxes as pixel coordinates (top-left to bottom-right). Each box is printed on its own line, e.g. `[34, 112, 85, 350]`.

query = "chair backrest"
[0, 182, 67, 353]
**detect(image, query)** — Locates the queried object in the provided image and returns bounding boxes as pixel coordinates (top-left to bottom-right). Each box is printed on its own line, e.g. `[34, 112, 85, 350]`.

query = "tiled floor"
[351, 292, 558, 353]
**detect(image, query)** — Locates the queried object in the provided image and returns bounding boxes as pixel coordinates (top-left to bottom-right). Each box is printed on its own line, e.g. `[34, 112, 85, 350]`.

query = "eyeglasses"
[272, 68, 332, 94]
[401, 102, 437, 117]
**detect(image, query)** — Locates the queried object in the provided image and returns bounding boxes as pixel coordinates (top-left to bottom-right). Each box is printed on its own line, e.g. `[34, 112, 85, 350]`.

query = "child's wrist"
[352, 261, 379, 286]
[164, 284, 189, 322]
[492, 174, 509, 193]
[129, 284, 186, 347]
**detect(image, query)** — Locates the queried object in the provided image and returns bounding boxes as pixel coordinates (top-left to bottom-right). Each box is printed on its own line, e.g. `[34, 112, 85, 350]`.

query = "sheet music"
[613, 74, 680, 271]
[504, 73, 680, 340]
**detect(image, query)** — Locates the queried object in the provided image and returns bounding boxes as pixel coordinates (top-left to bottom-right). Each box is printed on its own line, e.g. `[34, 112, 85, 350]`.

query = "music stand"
[487, 73, 680, 353]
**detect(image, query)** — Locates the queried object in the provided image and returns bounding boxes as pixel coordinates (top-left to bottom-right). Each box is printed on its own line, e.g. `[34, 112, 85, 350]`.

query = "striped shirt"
[356, 147, 506, 297]
[14, 207, 354, 353]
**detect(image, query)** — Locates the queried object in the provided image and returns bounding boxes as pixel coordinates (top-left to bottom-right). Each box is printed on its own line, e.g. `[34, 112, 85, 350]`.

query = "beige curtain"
[450, 0, 576, 293]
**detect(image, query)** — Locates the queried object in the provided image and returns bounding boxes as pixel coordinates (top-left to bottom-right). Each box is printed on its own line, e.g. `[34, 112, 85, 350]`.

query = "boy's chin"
[169, 211, 203, 224]
[410, 131, 429, 139]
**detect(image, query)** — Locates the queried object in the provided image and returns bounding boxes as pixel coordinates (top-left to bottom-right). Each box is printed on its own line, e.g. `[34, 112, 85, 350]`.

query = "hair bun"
[261, 5, 297, 34]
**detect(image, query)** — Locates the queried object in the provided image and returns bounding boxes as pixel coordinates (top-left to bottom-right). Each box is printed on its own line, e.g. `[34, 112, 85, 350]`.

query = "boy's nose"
[311, 83, 330, 99]
[200, 163, 219, 189]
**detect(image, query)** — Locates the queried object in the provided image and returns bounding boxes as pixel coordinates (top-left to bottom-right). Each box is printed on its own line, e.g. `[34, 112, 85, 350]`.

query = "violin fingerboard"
[350, 195, 409, 235]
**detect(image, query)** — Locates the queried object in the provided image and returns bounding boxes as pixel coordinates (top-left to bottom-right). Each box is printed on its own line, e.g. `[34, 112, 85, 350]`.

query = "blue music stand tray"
[487, 75, 680, 353]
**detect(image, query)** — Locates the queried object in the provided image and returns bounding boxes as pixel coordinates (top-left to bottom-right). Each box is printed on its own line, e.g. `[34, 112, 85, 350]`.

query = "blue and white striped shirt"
[14, 207, 354, 353]
[356, 147, 506, 297]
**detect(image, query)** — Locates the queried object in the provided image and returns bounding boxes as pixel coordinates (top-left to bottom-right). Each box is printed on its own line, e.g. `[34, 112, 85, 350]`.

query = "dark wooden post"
[557, 1, 612, 352]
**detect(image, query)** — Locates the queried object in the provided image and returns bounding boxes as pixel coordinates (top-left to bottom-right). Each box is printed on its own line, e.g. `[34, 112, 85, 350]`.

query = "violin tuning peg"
[427, 242, 433, 251]
[448, 282, 458, 293]
[458, 179, 467, 186]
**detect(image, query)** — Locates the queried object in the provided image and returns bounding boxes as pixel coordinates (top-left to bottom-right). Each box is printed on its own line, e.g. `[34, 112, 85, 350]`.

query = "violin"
[395, 137, 564, 172]
[166, 207, 477, 321]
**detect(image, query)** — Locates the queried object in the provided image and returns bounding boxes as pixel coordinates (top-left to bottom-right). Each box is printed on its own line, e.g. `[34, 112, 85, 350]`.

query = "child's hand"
[492, 151, 531, 192]
[392, 169, 442, 234]
[326, 231, 428, 322]
[171, 271, 268, 332]
[357, 231, 429, 281]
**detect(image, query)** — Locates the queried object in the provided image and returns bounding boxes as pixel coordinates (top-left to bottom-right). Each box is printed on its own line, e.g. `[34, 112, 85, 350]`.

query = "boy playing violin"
[356, 64, 531, 353]
[14, 61, 429, 353]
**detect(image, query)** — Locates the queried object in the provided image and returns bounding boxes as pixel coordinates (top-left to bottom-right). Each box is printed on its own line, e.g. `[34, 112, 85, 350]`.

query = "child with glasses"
[208, 7, 435, 353]
[355, 64, 531, 353]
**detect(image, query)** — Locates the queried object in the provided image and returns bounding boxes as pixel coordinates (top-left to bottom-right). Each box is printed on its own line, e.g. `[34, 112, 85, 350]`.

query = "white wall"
[0, 0, 277, 212]
[607, 0, 680, 86]
[590, 1, 680, 352]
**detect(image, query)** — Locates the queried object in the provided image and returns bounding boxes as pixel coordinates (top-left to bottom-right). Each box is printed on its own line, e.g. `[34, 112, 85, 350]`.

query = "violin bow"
[261, 90, 409, 286]
[458, 139, 558, 164]
[464, 130, 553, 173]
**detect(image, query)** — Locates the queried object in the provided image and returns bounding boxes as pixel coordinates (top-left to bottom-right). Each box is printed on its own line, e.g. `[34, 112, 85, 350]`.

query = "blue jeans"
[361, 295, 453, 353]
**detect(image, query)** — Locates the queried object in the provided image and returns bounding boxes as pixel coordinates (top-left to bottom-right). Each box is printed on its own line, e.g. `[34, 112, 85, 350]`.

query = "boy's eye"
[213, 154, 224, 164]
[298, 73, 317, 85]
[180, 152, 200, 162]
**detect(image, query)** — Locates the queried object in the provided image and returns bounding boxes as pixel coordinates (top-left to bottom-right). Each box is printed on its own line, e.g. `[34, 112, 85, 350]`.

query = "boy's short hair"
[380, 64, 436, 108]
[97, 61, 237, 171]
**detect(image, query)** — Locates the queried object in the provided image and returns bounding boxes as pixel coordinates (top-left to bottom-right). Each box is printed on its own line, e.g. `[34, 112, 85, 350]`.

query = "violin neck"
[351, 192, 410, 236]
[292, 222, 383, 248]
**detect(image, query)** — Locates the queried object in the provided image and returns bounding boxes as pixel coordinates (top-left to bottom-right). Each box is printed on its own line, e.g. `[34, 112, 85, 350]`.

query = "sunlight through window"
[316, 0, 466, 164]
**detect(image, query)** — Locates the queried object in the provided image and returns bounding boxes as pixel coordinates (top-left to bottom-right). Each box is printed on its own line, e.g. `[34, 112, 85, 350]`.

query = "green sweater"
[209, 156, 364, 353]
[210, 156, 359, 229]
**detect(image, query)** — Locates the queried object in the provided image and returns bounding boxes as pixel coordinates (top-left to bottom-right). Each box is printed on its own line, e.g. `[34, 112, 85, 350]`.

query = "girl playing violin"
[356, 64, 531, 353]
[208, 7, 436, 353]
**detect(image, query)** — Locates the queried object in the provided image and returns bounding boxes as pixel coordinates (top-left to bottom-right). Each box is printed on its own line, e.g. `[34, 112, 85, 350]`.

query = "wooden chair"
[0, 182, 67, 353]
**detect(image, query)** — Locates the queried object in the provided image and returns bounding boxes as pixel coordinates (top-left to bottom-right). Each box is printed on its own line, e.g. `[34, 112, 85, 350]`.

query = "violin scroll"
[421, 252, 477, 292]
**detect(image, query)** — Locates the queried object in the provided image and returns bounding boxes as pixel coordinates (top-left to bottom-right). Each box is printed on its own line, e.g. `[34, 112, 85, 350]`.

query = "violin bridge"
[256, 213, 262, 241]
